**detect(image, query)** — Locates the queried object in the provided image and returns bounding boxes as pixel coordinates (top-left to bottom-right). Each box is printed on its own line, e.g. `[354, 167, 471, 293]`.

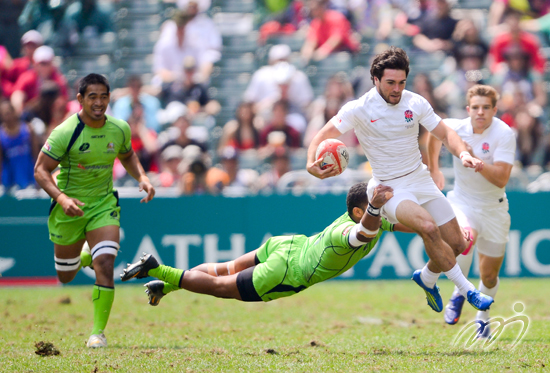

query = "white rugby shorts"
[447, 190, 510, 256]
[367, 164, 455, 226]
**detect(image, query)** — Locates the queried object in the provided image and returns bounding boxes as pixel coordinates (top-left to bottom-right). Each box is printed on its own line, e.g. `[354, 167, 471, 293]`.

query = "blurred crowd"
[1, 0, 550, 196]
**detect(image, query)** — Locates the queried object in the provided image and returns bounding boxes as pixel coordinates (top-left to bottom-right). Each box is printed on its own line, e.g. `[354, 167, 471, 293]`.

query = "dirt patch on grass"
[58, 296, 71, 304]
[34, 341, 60, 356]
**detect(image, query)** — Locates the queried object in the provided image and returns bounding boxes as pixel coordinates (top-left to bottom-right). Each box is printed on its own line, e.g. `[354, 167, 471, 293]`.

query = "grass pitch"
[1, 278, 548, 372]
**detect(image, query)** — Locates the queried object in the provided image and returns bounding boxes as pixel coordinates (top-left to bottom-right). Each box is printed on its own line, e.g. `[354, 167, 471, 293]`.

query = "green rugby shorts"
[48, 191, 121, 245]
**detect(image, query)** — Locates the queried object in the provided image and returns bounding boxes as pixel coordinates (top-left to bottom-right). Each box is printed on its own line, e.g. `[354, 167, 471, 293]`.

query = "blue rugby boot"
[475, 320, 491, 339]
[444, 292, 465, 325]
[466, 290, 494, 311]
[412, 269, 443, 313]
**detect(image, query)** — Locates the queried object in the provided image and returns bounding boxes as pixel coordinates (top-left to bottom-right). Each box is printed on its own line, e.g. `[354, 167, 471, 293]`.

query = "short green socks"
[148, 265, 184, 288]
[91, 285, 114, 336]
[162, 282, 180, 295]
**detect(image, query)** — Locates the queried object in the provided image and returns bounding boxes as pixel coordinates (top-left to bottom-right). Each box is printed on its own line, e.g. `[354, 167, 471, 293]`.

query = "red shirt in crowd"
[489, 32, 546, 73]
[131, 130, 159, 173]
[0, 53, 34, 98]
[259, 124, 302, 148]
[306, 9, 360, 54]
[7, 56, 32, 82]
[12, 68, 68, 104]
[0, 46, 11, 98]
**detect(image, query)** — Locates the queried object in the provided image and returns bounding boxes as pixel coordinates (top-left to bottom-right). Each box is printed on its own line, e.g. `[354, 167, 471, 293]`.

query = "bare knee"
[57, 271, 78, 284]
[449, 237, 467, 257]
[418, 220, 440, 243]
[93, 254, 115, 285]
[481, 273, 498, 289]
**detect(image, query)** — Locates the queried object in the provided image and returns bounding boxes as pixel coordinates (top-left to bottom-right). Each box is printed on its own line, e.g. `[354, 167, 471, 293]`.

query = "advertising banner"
[1, 192, 549, 285]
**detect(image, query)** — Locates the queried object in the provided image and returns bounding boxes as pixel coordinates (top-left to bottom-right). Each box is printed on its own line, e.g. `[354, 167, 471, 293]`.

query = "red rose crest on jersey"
[482, 142, 490, 154]
[404, 110, 413, 123]
[44, 141, 51, 151]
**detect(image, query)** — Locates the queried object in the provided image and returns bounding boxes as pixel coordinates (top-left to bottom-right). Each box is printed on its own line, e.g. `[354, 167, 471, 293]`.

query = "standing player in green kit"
[34, 73, 155, 348]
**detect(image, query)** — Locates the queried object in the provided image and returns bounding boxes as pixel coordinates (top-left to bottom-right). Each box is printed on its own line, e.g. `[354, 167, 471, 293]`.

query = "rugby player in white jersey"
[427, 85, 516, 338]
[307, 46, 494, 313]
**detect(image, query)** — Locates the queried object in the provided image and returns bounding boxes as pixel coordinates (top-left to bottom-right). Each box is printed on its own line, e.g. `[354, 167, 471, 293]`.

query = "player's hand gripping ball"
[315, 139, 350, 175]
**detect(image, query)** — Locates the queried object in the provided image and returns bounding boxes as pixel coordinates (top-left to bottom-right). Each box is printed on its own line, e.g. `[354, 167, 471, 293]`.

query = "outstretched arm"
[430, 121, 482, 171]
[117, 150, 155, 203]
[349, 185, 394, 247]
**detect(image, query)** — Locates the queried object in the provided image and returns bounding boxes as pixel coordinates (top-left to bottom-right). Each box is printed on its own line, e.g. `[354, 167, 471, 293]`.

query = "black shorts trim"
[113, 190, 120, 207]
[236, 267, 262, 302]
[49, 200, 57, 215]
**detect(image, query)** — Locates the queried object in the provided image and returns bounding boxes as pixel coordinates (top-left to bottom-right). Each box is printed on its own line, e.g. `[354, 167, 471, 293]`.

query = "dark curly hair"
[370, 46, 410, 84]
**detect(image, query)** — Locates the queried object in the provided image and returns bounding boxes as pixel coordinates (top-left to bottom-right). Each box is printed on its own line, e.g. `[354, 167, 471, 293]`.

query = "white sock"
[420, 265, 440, 289]
[444, 264, 476, 297]
[452, 246, 475, 297]
[477, 278, 499, 321]
[456, 246, 474, 276]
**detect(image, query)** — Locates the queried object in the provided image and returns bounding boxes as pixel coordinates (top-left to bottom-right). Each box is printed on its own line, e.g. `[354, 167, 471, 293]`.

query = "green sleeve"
[106, 115, 133, 154]
[41, 126, 69, 161]
[119, 120, 132, 154]
[339, 223, 357, 249]
[380, 218, 394, 232]
[336, 217, 392, 249]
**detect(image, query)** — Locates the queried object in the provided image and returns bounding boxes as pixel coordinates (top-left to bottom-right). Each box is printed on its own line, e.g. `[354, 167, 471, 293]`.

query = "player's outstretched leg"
[120, 253, 160, 280]
[411, 269, 443, 312]
[144, 280, 180, 306]
[121, 253, 185, 291]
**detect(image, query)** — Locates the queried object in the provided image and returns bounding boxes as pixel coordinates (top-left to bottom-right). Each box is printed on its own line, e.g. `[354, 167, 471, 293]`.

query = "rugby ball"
[315, 139, 349, 175]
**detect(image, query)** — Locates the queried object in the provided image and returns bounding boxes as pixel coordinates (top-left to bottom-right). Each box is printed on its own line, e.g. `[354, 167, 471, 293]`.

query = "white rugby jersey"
[444, 117, 516, 208]
[333, 88, 441, 180]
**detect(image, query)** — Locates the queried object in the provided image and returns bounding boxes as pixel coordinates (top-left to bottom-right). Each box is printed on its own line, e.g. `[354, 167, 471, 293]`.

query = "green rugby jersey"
[299, 212, 393, 286]
[42, 114, 132, 198]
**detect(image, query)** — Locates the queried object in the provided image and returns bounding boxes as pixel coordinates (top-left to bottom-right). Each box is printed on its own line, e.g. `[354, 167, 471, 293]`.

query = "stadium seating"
[47, 0, 547, 191]
[210, 0, 256, 14]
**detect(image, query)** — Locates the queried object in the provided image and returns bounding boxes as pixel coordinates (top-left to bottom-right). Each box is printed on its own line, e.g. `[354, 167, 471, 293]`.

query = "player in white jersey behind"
[427, 85, 516, 338]
[306, 46, 494, 313]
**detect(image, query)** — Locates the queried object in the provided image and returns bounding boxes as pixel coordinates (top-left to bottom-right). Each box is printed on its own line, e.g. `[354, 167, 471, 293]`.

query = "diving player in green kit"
[120, 183, 413, 305]
[34, 73, 155, 348]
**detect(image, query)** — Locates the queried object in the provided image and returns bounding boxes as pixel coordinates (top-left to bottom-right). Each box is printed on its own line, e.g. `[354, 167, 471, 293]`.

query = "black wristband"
[367, 203, 380, 217]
